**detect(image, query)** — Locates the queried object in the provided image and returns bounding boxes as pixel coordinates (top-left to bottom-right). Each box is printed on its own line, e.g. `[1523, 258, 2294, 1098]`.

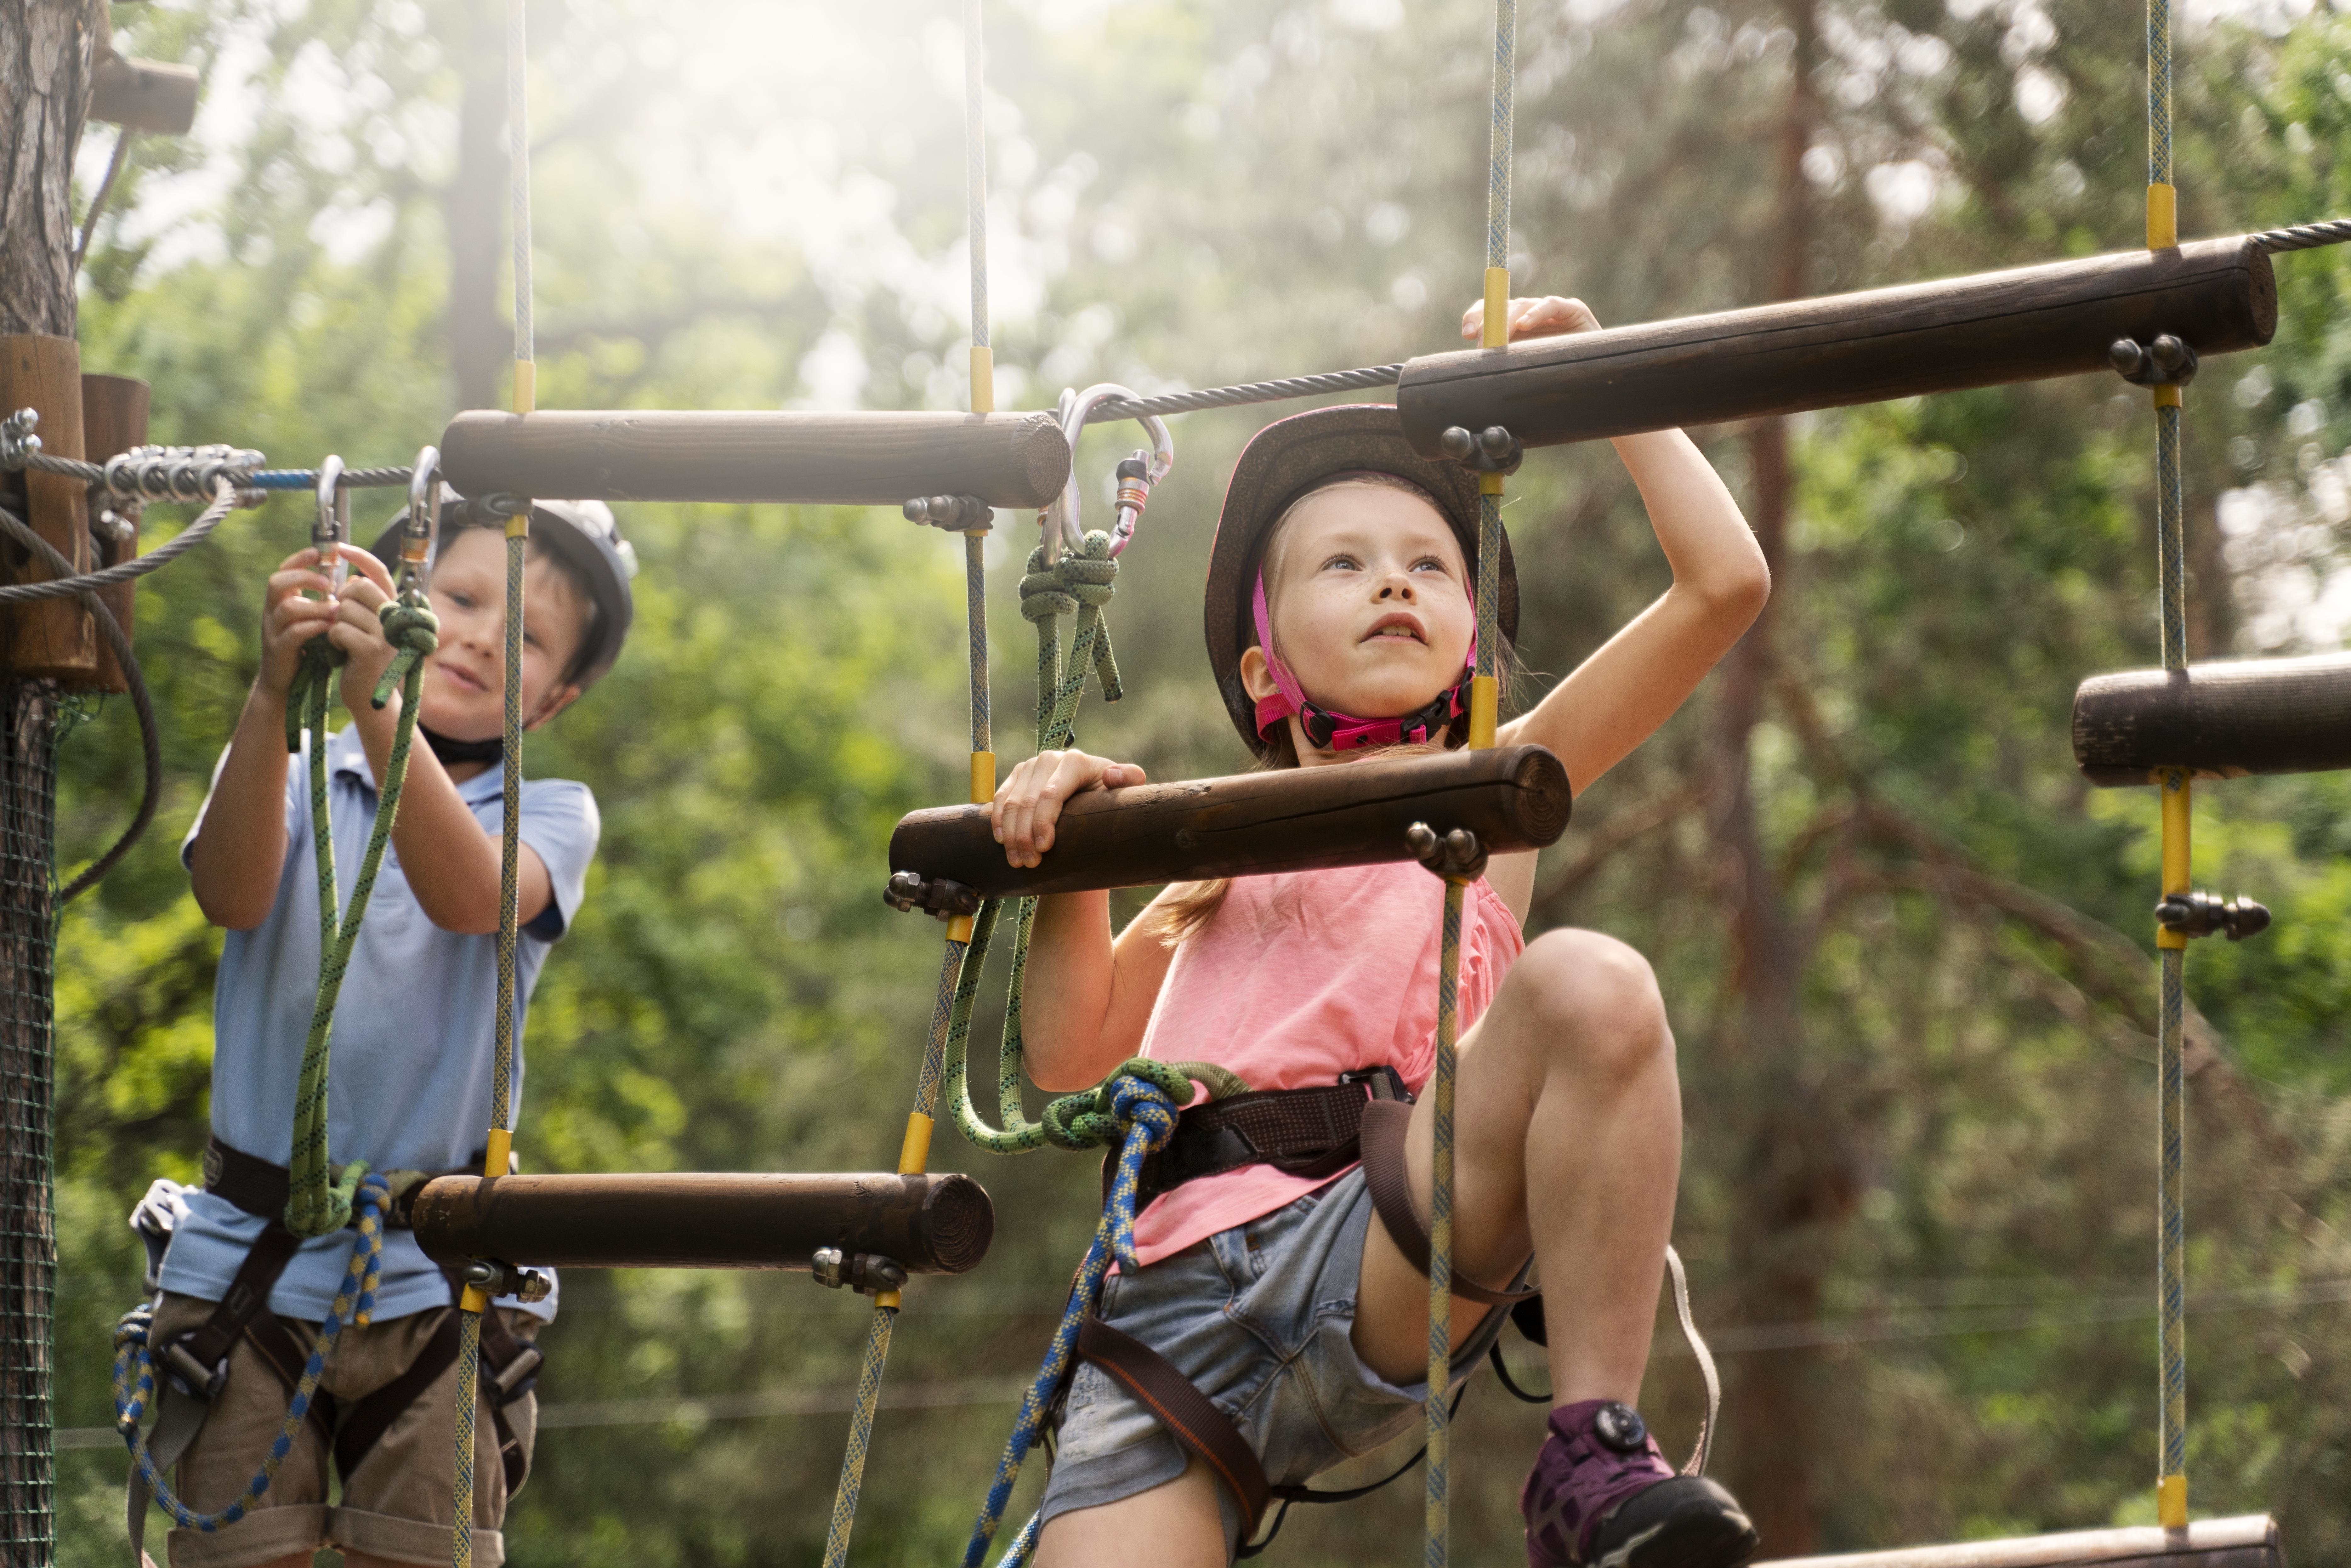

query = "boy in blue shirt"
[143, 496, 633, 1568]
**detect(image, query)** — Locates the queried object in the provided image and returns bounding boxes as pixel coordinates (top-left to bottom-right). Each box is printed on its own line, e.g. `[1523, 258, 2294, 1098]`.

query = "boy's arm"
[330, 553, 556, 935]
[189, 548, 346, 929]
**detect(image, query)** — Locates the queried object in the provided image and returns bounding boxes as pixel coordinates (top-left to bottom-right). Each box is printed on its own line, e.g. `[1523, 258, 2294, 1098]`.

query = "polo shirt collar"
[329, 724, 506, 804]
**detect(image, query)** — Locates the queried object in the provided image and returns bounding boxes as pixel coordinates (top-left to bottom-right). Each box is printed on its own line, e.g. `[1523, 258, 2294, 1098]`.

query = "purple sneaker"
[1520, 1400, 1759, 1568]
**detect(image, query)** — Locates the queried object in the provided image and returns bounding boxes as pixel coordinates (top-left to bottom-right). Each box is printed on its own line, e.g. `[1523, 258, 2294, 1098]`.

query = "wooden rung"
[2072, 652, 2351, 785]
[409, 1171, 994, 1274]
[438, 408, 1072, 509]
[889, 743, 1572, 900]
[1398, 236, 2275, 453]
[1757, 1515, 2280, 1568]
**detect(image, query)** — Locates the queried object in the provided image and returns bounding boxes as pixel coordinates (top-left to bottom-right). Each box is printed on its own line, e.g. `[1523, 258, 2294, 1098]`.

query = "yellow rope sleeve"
[1481, 267, 1510, 349]
[2154, 384, 2183, 410]
[1468, 677, 1499, 751]
[971, 346, 995, 414]
[513, 360, 536, 416]
[2147, 184, 2179, 250]
[897, 1112, 935, 1178]
[2159, 1474, 2189, 1528]
[2158, 773, 2192, 950]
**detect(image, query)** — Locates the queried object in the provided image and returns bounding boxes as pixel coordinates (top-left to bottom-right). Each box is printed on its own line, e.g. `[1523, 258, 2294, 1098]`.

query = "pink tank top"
[1129, 859, 1526, 1266]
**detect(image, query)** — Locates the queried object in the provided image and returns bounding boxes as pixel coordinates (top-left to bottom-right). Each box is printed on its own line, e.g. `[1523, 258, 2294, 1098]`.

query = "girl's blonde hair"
[1140, 475, 1516, 945]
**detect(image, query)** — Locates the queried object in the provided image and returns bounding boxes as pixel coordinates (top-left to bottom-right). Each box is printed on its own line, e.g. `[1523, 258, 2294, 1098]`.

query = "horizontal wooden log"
[89, 56, 201, 135]
[439, 409, 1072, 509]
[1398, 237, 2276, 452]
[2073, 653, 2351, 785]
[890, 744, 1571, 900]
[1758, 1515, 2278, 1568]
[409, 1171, 995, 1274]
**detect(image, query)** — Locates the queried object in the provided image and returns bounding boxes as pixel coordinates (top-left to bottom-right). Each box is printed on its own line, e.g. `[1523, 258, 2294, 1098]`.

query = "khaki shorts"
[147, 1292, 541, 1568]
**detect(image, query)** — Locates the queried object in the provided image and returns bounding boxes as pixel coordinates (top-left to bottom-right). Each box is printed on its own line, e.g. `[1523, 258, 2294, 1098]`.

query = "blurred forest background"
[36, 0, 2351, 1560]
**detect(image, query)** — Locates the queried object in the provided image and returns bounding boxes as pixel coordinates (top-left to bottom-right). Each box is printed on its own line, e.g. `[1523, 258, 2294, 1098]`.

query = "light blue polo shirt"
[162, 724, 598, 1323]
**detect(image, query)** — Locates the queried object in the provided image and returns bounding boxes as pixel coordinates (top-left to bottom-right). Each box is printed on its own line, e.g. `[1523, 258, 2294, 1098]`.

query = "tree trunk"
[1712, 1, 1854, 1554]
[443, 0, 507, 414]
[0, 8, 96, 1559]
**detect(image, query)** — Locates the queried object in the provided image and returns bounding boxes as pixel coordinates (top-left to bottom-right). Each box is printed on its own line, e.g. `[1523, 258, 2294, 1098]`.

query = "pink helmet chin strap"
[1250, 571, 1476, 753]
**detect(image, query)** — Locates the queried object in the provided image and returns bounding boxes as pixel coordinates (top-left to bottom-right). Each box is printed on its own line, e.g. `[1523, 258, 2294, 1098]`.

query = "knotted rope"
[283, 595, 438, 1239]
[115, 1174, 391, 1531]
[962, 1066, 1188, 1568]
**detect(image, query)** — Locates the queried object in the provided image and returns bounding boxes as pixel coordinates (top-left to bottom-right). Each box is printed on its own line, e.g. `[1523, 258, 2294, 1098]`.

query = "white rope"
[1663, 1245, 1719, 1476]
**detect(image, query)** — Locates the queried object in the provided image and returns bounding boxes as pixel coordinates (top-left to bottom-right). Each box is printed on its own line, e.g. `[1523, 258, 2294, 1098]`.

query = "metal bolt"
[1439, 426, 1477, 461]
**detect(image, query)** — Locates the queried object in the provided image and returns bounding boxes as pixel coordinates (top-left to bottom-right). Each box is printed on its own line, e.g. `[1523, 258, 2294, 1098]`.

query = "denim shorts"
[1037, 1166, 1516, 1559]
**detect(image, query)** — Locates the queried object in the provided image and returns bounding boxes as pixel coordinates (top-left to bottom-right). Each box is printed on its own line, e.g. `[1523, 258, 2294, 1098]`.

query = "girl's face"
[417, 526, 588, 740]
[1238, 482, 1474, 759]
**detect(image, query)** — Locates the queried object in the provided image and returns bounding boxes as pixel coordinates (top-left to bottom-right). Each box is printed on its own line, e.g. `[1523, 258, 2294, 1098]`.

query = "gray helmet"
[371, 491, 636, 688]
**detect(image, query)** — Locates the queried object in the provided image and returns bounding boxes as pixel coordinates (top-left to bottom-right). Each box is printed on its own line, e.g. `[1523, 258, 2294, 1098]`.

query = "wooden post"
[76, 374, 148, 695]
[86, 56, 197, 135]
[1397, 237, 2276, 453]
[410, 1170, 997, 1275]
[0, 335, 94, 680]
[889, 743, 1572, 900]
[439, 407, 1074, 509]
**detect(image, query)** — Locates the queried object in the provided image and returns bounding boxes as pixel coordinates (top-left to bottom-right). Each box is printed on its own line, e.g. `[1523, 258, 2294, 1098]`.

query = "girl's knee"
[1511, 929, 1669, 1082]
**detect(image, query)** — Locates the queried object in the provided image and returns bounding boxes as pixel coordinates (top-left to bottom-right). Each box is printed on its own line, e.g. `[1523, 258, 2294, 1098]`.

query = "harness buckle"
[487, 1344, 545, 1407]
[1340, 1066, 1412, 1105]
[161, 1337, 229, 1403]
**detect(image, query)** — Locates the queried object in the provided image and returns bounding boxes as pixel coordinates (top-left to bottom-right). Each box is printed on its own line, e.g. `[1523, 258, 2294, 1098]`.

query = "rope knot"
[371, 595, 441, 709]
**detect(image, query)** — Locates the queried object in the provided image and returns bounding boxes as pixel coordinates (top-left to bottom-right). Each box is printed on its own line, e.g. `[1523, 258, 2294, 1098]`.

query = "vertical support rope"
[826, 23, 997, 1544]
[508, 0, 536, 414]
[2147, 0, 2189, 1527]
[966, 0, 993, 413]
[1425, 879, 1468, 1568]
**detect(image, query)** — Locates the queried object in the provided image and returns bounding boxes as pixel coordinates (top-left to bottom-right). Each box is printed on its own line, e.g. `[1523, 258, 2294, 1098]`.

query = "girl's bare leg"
[1351, 927, 1683, 1405]
[1033, 1455, 1229, 1568]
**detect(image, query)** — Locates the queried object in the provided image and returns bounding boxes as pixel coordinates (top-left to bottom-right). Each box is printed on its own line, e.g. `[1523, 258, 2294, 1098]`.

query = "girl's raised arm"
[1473, 298, 1770, 797]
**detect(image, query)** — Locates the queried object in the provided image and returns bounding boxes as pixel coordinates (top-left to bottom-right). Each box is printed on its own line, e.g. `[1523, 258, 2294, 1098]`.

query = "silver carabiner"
[1040, 383, 1174, 561]
[399, 446, 442, 596]
[313, 454, 349, 594]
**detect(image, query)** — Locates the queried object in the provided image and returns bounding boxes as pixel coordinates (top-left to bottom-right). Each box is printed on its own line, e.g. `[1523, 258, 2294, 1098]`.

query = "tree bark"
[0, 5, 96, 1559]
[1712, 1, 1854, 1554]
[0, 0, 94, 338]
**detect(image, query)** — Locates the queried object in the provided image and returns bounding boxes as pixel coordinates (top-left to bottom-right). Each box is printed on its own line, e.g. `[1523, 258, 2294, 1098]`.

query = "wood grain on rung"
[439, 408, 1073, 509]
[889, 744, 1572, 900]
[1398, 237, 2276, 452]
[2073, 653, 2351, 784]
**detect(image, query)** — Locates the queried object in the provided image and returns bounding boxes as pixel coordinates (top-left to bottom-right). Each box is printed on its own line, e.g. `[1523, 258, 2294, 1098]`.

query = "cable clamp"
[1407, 822, 1488, 883]
[1, 408, 41, 469]
[2155, 890, 2270, 942]
[100, 442, 268, 506]
[2109, 336, 2199, 389]
[905, 494, 993, 533]
[884, 870, 982, 920]
[1439, 423, 1524, 477]
[811, 1247, 908, 1297]
[462, 1256, 553, 1304]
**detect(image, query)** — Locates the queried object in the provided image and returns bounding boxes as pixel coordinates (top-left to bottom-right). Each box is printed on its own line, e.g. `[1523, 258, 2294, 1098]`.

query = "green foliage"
[41, 0, 2351, 1561]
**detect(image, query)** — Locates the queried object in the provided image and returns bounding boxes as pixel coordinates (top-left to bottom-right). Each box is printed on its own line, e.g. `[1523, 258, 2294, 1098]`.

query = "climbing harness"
[112, 1172, 390, 1564]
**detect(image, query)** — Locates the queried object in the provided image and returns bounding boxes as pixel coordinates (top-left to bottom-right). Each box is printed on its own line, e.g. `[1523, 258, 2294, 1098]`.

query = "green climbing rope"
[282, 594, 440, 1239]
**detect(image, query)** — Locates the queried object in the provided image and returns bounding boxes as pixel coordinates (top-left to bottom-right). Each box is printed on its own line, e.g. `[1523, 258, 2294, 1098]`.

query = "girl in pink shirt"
[991, 296, 1771, 1568]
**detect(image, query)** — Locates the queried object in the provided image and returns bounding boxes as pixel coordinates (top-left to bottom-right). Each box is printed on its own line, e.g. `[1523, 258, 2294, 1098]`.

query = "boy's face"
[417, 526, 591, 740]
